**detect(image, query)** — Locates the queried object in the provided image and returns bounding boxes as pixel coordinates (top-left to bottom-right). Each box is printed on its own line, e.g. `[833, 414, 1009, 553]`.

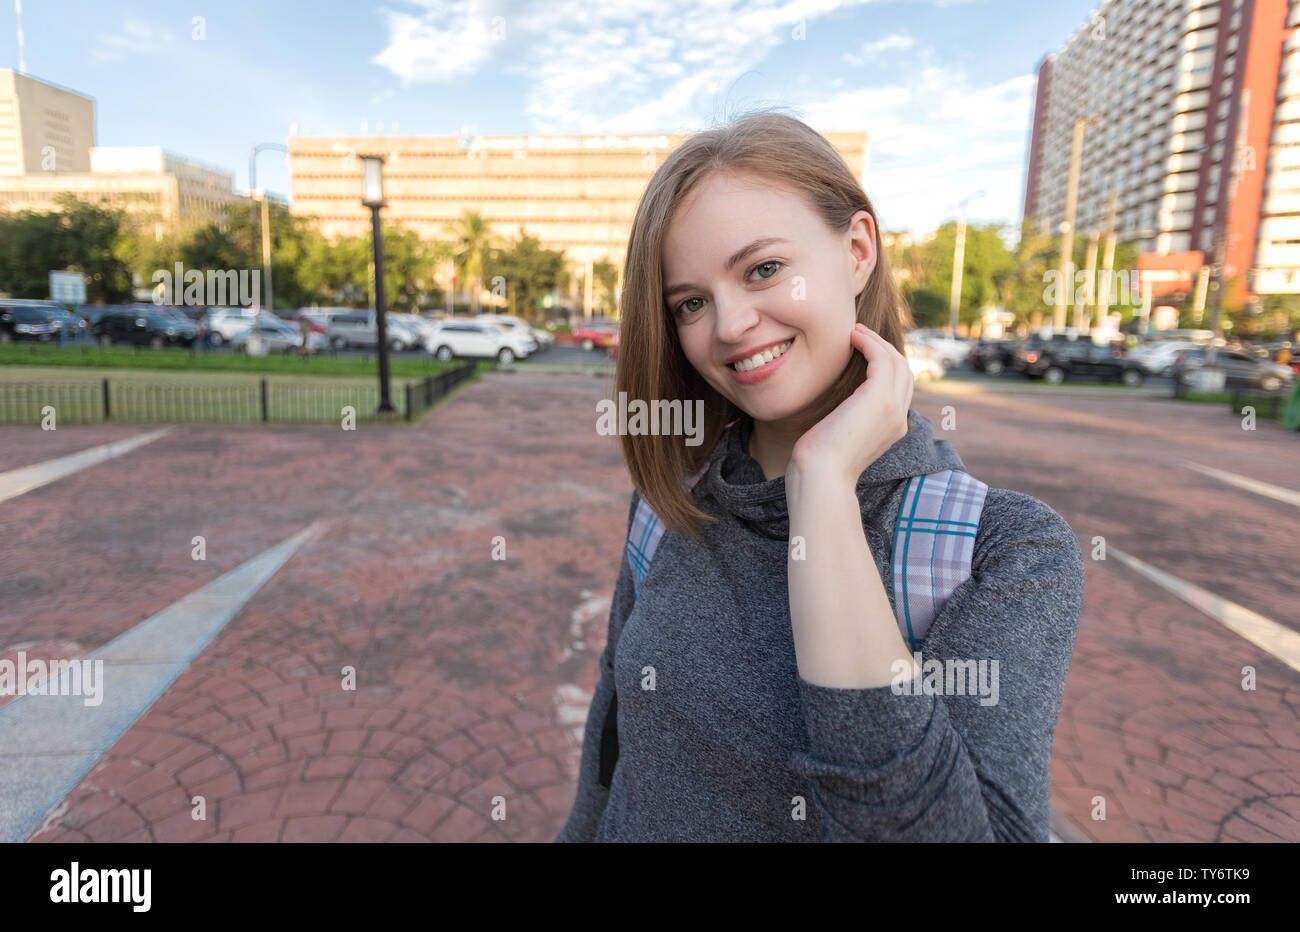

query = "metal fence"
[0, 363, 476, 426]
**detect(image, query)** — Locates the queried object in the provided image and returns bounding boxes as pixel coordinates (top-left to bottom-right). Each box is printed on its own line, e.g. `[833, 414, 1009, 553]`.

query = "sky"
[2, 0, 1104, 236]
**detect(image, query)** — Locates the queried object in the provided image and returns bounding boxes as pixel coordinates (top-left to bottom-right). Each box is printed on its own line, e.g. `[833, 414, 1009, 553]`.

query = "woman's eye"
[675, 297, 704, 316]
[752, 260, 782, 280]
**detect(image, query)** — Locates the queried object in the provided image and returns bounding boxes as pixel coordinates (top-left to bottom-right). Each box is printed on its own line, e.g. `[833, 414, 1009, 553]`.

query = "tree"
[483, 229, 569, 322]
[0, 194, 133, 301]
[443, 210, 500, 314]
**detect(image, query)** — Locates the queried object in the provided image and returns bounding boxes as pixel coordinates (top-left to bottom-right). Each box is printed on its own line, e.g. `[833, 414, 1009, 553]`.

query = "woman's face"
[661, 170, 877, 425]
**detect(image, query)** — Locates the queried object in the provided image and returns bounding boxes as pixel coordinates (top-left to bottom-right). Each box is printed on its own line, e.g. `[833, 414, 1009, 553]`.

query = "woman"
[555, 111, 1085, 842]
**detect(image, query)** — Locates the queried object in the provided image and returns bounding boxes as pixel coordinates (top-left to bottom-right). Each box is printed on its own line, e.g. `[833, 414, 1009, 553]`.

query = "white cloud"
[842, 32, 914, 66]
[368, 0, 1034, 232]
[799, 49, 1036, 234]
[92, 19, 176, 63]
[371, 0, 502, 82]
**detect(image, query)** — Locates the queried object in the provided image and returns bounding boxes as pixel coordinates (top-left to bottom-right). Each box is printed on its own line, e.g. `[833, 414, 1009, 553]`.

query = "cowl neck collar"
[696, 409, 965, 540]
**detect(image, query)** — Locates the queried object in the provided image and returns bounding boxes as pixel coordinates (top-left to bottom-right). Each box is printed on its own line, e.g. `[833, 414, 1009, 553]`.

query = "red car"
[568, 321, 618, 351]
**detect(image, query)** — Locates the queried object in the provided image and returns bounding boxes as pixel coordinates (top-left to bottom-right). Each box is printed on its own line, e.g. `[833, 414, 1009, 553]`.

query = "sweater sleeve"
[788, 489, 1085, 842]
[553, 490, 640, 843]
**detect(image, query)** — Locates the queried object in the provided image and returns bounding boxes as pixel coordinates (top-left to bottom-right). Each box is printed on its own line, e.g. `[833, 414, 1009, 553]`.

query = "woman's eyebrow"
[663, 236, 791, 298]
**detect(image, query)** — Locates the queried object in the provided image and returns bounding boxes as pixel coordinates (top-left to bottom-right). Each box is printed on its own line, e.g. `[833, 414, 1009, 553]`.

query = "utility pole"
[1096, 191, 1118, 327]
[949, 218, 967, 336]
[1055, 117, 1090, 330]
[1079, 229, 1099, 331]
[947, 191, 983, 336]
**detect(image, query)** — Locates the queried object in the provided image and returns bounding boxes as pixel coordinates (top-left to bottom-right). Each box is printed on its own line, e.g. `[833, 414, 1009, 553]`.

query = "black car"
[1015, 335, 1146, 386]
[970, 339, 1016, 375]
[92, 310, 198, 348]
[1172, 347, 1294, 392]
[0, 304, 67, 342]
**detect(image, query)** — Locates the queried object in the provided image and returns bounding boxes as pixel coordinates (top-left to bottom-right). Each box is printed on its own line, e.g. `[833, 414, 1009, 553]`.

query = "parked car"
[475, 314, 540, 353]
[390, 313, 443, 347]
[0, 303, 66, 342]
[325, 310, 421, 351]
[969, 339, 1016, 375]
[908, 330, 971, 368]
[227, 314, 325, 354]
[904, 341, 946, 382]
[1015, 334, 1146, 385]
[569, 320, 619, 351]
[426, 320, 523, 362]
[1128, 340, 1201, 378]
[478, 321, 534, 360]
[91, 309, 198, 348]
[1171, 347, 1295, 392]
[205, 308, 259, 346]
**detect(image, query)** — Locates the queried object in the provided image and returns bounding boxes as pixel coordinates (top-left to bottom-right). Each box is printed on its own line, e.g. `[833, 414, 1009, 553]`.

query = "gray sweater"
[555, 409, 1084, 842]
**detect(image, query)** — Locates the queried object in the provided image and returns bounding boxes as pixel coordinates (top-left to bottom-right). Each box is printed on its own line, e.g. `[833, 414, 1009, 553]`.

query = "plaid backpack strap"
[890, 469, 989, 651]
[627, 465, 707, 600]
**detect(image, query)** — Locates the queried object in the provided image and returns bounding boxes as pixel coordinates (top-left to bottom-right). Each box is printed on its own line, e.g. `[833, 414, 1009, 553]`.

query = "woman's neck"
[746, 418, 804, 481]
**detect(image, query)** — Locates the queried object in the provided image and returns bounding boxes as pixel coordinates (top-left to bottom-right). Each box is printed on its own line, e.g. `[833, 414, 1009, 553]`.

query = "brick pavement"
[5, 369, 626, 841]
[1, 371, 1296, 841]
[912, 386, 1300, 842]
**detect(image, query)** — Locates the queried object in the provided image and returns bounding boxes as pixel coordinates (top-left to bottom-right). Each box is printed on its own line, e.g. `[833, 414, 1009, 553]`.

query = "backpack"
[599, 467, 989, 789]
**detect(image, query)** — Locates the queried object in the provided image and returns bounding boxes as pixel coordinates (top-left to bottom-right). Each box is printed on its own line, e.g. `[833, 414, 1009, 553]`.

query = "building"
[288, 129, 869, 313]
[0, 70, 246, 231]
[0, 69, 95, 175]
[1022, 0, 1298, 308]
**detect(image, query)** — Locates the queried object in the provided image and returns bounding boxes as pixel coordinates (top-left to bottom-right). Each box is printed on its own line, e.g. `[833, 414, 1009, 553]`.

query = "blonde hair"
[616, 110, 913, 538]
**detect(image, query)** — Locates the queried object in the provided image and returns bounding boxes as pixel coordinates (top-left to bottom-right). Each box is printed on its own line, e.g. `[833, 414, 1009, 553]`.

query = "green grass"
[0, 341, 472, 379]
[1179, 391, 1235, 405]
[0, 356, 481, 425]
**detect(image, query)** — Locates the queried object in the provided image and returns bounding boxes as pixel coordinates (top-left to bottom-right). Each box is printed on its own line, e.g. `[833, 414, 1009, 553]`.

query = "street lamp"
[249, 142, 288, 311]
[361, 155, 394, 414]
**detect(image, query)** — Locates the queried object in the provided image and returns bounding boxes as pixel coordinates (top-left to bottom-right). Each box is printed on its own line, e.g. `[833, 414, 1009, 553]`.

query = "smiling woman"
[555, 110, 1085, 843]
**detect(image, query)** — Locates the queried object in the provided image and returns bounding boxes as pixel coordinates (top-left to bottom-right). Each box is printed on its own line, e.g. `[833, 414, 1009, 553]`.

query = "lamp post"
[249, 142, 288, 311]
[362, 155, 394, 414]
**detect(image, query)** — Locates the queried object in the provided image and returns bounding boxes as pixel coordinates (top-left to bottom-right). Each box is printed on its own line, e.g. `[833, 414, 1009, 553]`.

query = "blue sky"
[2, 0, 1102, 235]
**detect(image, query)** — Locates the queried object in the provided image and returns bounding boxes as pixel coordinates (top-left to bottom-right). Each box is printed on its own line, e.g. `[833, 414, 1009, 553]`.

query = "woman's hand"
[787, 322, 914, 486]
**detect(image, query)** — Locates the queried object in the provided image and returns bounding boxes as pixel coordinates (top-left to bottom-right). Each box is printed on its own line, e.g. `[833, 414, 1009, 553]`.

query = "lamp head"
[361, 155, 386, 208]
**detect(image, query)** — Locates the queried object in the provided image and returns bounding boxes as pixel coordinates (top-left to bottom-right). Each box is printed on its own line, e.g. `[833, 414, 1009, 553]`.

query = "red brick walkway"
[2, 371, 1296, 841]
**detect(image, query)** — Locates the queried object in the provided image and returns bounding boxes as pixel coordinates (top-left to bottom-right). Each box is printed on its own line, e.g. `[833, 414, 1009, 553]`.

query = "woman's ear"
[849, 210, 877, 297]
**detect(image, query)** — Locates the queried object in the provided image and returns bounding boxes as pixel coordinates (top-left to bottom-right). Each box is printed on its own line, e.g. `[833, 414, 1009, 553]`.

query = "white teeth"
[731, 339, 792, 372]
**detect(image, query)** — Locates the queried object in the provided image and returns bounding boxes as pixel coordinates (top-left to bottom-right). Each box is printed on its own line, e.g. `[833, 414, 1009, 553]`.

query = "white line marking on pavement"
[0, 520, 328, 843]
[1106, 544, 1300, 675]
[1178, 460, 1300, 510]
[0, 429, 174, 503]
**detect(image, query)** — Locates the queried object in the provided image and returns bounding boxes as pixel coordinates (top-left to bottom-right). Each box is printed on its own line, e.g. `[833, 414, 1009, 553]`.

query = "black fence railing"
[0, 363, 476, 426]
[404, 360, 477, 421]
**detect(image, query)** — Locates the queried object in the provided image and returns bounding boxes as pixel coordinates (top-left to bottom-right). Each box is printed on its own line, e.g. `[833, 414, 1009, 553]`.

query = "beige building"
[288, 129, 869, 313]
[0, 69, 95, 175]
[0, 71, 245, 232]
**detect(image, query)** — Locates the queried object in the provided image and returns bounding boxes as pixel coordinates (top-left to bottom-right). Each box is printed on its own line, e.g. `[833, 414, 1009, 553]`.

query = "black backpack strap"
[598, 691, 618, 789]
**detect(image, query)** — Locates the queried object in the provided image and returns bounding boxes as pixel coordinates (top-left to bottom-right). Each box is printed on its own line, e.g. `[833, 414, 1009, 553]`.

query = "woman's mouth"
[727, 337, 794, 384]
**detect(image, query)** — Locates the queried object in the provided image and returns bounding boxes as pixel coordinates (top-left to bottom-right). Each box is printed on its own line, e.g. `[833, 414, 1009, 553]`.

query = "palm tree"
[443, 210, 498, 314]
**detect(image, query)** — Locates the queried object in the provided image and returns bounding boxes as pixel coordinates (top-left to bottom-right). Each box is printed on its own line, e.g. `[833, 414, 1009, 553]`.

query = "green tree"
[443, 210, 500, 314]
[482, 229, 570, 321]
[0, 194, 133, 301]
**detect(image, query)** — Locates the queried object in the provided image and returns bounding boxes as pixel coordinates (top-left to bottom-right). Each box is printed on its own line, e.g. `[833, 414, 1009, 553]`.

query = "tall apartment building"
[288, 129, 869, 307]
[0, 70, 245, 230]
[1022, 0, 1298, 307]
